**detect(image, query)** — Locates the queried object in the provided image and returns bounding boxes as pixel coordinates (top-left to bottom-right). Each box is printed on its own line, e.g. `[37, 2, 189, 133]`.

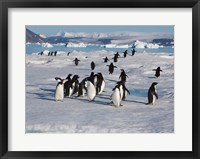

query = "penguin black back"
[91, 61, 95, 70]
[73, 58, 80, 66]
[119, 69, 128, 82]
[153, 67, 162, 78]
[107, 63, 117, 74]
[147, 82, 158, 105]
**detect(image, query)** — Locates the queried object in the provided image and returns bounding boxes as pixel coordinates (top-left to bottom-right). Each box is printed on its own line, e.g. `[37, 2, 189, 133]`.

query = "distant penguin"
[123, 50, 128, 58]
[103, 57, 109, 63]
[111, 85, 121, 108]
[55, 77, 68, 102]
[119, 69, 128, 82]
[38, 51, 43, 56]
[70, 75, 80, 95]
[64, 74, 73, 96]
[87, 75, 96, 101]
[132, 49, 136, 56]
[54, 51, 57, 56]
[153, 67, 162, 78]
[48, 52, 50, 56]
[67, 52, 71, 56]
[50, 51, 54, 56]
[147, 82, 158, 105]
[73, 58, 80, 66]
[95, 73, 105, 95]
[91, 61, 95, 70]
[107, 63, 117, 74]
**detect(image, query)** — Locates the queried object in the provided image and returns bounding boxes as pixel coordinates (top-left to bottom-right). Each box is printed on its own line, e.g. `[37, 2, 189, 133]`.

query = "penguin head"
[66, 74, 72, 79]
[152, 82, 158, 86]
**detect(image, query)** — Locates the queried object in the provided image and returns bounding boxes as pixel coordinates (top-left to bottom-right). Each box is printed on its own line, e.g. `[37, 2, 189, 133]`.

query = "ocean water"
[26, 44, 174, 55]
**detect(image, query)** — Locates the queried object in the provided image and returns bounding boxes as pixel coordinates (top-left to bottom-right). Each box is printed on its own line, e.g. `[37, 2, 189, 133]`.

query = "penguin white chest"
[87, 81, 96, 101]
[55, 84, 64, 101]
[112, 88, 121, 108]
[99, 80, 105, 94]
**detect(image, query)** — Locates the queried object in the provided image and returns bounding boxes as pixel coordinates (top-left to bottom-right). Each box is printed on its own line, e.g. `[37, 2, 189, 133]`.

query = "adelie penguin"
[87, 73, 96, 101]
[103, 57, 109, 63]
[119, 69, 128, 82]
[132, 49, 136, 56]
[115, 81, 130, 101]
[147, 82, 158, 105]
[153, 67, 162, 78]
[55, 77, 68, 102]
[113, 52, 120, 62]
[64, 74, 73, 97]
[107, 63, 117, 74]
[123, 50, 128, 58]
[94, 73, 105, 95]
[78, 78, 88, 97]
[70, 75, 80, 96]
[91, 61, 95, 70]
[73, 58, 80, 66]
[111, 85, 121, 108]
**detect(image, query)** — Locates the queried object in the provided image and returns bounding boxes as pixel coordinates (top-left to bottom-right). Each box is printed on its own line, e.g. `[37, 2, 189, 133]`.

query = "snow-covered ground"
[26, 50, 174, 133]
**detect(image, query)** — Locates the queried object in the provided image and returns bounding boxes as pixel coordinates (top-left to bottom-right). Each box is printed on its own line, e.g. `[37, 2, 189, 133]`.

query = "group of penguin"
[54, 49, 163, 108]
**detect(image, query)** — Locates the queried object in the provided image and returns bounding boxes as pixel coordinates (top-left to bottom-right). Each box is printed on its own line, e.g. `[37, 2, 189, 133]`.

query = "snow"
[66, 42, 87, 48]
[26, 50, 174, 133]
[133, 40, 160, 49]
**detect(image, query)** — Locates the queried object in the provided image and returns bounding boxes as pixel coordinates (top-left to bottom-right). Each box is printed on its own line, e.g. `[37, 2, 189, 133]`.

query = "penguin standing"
[54, 51, 57, 56]
[123, 50, 128, 58]
[64, 74, 73, 97]
[67, 52, 71, 56]
[73, 58, 80, 66]
[91, 61, 95, 70]
[55, 77, 68, 102]
[107, 63, 117, 74]
[111, 85, 121, 108]
[103, 57, 109, 63]
[119, 69, 128, 82]
[87, 74, 96, 101]
[78, 78, 88, 97]
[132, 49, 136, 56]
[153, 67, 162, 78]
[147, 82, 158, 105]
[71, 75, 80, 95]
[94, 73, 105, 95]
[113, 52, 120, 62]
[116, 81, 130, 100]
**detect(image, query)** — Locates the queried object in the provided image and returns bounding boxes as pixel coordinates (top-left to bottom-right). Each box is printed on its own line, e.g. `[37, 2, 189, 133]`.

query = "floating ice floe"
[133, 40, 160, 49]
[101, 44, 129, 48]
[41, 42, 53, 48]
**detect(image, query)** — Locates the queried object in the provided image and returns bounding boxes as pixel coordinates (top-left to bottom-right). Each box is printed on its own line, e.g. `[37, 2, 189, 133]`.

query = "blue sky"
[26, 25, 174, 37]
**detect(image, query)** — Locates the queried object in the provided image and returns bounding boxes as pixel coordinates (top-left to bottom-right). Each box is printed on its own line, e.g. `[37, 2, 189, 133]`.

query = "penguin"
[153, 67, 162, 78]
[94, 73, 105, 95]
[113, 52, 120, 62]
[78, 77, 88, 97]
[64, 74, 73, 97]
[123, 50, 128, 58]
[116, 81, 130, 100]
[103, 57, 109, 63]
[107, 63, 117, 74]
[38, 51, 43, 56]
[147, 82, 158, 105]
[67, 52, 71, 56]
[91, 61, 95, 70]
[55, 77, 68, 102]
[87, 75, 96, 101]
[48, 52, 51, 56]
[54, 51, 57, 56]
[73, 58, 80, 66]
[70, 75, 80, 96]
[50, 51, 54, 56]
[111, 85, 121, 108]
[119, 69, 128, 83]
[132, 49, 136, 56]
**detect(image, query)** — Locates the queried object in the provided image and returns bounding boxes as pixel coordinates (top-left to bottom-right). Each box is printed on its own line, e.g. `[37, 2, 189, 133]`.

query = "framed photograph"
[0, 0, 199, 159]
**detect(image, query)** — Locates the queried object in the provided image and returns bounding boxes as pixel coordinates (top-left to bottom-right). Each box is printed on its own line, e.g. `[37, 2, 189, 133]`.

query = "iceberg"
[66, 42, 87, 48]
[41, 42, 53, 48]
[133, 40, 160, 49]
[101, 44, 129, 48]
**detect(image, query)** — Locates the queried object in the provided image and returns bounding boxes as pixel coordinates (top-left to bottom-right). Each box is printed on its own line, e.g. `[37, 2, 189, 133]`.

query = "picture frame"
[0, 0, 199, 158]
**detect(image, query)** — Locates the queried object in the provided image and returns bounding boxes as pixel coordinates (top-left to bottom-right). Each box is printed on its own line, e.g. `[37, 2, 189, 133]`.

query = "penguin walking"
[91, 61, 95, 70]
[107, 63, 117, 74]
[54, 51, 57, 56]
[132, 49, 136, 56]
[73, 58, 80, 66]
[55, 77, 68, 102]
[87, 74, 96, 101]
[123, 50, 128, 58]
[147, 82, 158, 105]
[103, 57, 109, 63]
[50, 51, 54, 56]
[153, 67, 162, 78]
[119, 69, 128, 83]
[64, 74, 73, 97]
[111, 85, 121, 108]
[113, 52, 120, 62]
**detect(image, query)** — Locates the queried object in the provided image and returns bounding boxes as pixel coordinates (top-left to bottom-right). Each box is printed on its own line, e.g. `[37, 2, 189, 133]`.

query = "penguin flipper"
[155, 92, 158, 99]
[55, 77, 62, 82]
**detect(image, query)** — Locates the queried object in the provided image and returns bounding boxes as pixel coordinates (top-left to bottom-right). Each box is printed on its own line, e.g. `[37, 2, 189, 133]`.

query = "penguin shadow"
[125, 99, 147, 105]
[148, 76, 156, 79]
[27, 91, 55, 101]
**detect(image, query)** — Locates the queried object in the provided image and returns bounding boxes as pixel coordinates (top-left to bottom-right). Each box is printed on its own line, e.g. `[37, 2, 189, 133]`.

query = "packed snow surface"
[26, 50, 174, 133]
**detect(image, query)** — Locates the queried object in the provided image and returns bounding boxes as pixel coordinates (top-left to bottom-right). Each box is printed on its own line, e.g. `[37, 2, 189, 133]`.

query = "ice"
[133, 40, 160, 49]
[66, 42, 87, 48]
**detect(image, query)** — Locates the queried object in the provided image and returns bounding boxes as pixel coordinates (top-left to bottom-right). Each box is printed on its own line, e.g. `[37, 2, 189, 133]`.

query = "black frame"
[0, 0, 199, 159]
